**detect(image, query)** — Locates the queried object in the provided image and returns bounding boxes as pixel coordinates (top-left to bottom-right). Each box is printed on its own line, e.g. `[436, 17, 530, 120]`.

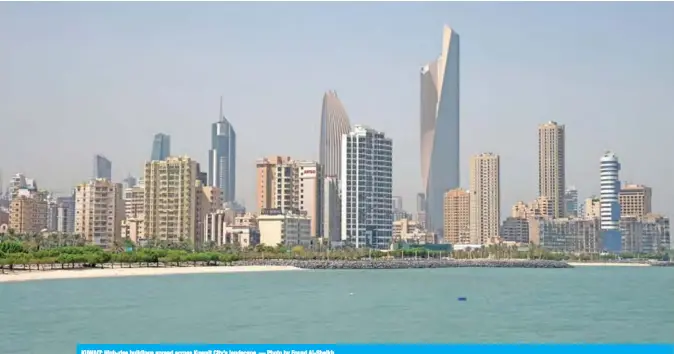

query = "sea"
[1, 267, 673, 353]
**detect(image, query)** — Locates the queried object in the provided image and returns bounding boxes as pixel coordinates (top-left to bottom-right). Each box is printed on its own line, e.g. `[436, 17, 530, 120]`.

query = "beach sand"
[567, 262, 651, 267]
[0, 265, 302, 283]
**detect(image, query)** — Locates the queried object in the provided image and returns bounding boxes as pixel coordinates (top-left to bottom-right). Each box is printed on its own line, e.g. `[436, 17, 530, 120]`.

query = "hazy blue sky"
[2, 2, 673, 217]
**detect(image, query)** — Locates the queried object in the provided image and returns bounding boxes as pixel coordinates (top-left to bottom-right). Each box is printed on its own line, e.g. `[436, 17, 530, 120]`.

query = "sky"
[1, 2, 674, 218]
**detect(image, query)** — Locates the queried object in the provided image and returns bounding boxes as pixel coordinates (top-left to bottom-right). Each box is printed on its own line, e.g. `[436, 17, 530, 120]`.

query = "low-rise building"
[529, 217, 601, 253]
[258, 209, 311, 247]
[500, 217, 529, 244]
[621, 214, 670, 254]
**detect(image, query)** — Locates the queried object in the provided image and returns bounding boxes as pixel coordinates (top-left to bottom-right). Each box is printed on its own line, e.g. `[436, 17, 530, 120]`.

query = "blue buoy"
[457, 297, 467, 301]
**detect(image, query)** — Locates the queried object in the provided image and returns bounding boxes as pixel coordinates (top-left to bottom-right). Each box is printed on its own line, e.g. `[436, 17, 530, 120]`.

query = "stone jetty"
[231, 258, 573, 269]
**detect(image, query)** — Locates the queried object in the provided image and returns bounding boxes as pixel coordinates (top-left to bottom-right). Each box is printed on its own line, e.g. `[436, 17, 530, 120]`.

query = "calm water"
[1, 267, 673, 353]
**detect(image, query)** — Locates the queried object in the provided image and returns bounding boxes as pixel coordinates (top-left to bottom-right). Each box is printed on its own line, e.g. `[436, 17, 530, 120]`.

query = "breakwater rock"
[231, 259, 573, 269]
[651, 261, 674, 267]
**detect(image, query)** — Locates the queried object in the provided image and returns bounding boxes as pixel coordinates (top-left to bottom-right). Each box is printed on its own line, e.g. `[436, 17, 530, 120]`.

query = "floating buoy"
[457, 297, 467, 301]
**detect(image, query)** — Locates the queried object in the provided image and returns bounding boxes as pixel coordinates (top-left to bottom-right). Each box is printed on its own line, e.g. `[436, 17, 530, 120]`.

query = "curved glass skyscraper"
[208, 98, 236, 203]
[319, 91, 351, 178]
[420, 25, 460, 235]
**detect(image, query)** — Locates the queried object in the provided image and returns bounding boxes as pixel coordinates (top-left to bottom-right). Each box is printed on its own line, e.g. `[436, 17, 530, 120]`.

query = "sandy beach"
[0, 265, 302, 283]
[567, 262, 651, 267]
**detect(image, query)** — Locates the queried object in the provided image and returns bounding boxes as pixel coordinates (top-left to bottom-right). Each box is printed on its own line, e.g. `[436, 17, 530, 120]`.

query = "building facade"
[151, 133, 171, 161]
[443, 188, 470, 244]
[420, 25, 460, 235]
[565, 187, 579, 218]
[319, 91, 352, 179]
[9, 189, 48, 233]
[93, 154, 112, 181]
[500, 217, 529, 244]
[468, 153, 500, 244]
[538, 121, 565, 218]
[341, 125, 393, 249]
[323, 176, 341, 244]
[599, 151, 622, 252]
[621, 214, 670, 254]
[529, 217, 601, 253]
[619, 184, 652, 218]
[258, 210, 311, 247]
[74, 179, 124, 248]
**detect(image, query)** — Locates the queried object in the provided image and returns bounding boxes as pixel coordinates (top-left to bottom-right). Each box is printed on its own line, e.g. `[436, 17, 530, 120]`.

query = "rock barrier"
[231, 259, 573, 269]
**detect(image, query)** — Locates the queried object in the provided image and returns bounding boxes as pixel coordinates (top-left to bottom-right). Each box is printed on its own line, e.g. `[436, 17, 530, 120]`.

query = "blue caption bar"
[76, 344, 674, 354]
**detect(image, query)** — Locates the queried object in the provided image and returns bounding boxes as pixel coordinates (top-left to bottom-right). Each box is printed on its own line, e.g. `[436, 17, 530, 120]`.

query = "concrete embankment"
[651, 261, 674, 267]
[232, 259, 573, 269]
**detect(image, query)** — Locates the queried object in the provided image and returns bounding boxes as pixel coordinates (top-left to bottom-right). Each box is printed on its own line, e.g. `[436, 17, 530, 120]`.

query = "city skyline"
[2, 3, 674, 217]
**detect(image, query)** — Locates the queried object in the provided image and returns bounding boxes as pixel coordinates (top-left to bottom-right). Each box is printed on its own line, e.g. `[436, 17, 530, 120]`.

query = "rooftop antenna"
[219, 96, 224, 122]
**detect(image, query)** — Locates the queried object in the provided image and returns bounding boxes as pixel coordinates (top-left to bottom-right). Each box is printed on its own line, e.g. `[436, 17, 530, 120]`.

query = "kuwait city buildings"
[420, 25, 460, 236]
[150, 133, 171, 161]
[341, 125, 393, 249]
[208, 98, 237, 203]
[319, 91, 352, 179]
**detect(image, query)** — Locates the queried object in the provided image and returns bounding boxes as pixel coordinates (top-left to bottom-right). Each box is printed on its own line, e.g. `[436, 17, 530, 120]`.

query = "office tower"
[319, 91, 352, 178]
[538, 121, 565, 218]
[420, 25, 460, 235]
[565, 187, 579, 217]
[599, 151, 622, 252]
[443, 188, 470, 244]
[619, 184, 652, 218]
[323, 176, 341, 243]
[208, 97, 237, 203]
[255, 157, 323, 237]
[150, 133, 171, 161]
[144, 156, 199, 245]
[56, 195, 75, 233]
[9, 189, 48, 233]
[94, 154, 112, 180]
[74, 179, 124, 248]
[341, 125, 393, 249]
[468, 153, 500, 244]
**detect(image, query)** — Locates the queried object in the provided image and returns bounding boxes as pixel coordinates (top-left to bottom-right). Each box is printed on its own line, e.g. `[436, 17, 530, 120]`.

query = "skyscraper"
[341, 125, 393, 249]
[538, 121, 565, 218]
[150, 133, 171, 161]
[319, 91, 351, 178]
[208, 97, 236, 203]
[420, 25, 460, 235]
[565, 187, 579, 218]
[600, 151, 622, 252]
[468, 153, 500, 244]
[94, 154, 112, 180]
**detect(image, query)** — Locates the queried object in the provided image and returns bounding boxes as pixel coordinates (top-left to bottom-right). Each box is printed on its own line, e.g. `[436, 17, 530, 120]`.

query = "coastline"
[0, 265, 302, 283]
[567, 262, 652, 267]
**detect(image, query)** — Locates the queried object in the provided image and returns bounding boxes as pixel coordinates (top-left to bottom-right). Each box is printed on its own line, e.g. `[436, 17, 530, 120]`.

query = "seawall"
[231, 259, 573, 269]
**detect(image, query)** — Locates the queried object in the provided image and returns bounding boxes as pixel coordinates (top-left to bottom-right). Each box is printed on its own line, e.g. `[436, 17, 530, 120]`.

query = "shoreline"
[567, 262, 652, 267]
[0, 265, 301, 283]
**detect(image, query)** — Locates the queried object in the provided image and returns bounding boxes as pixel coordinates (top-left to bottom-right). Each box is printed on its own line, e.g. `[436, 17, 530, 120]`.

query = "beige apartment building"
[538, 121, 565, 218]
[469, 153, 501, 244]
[258, 211, 311, 247]
[256, 156, 293, 211]
[584, 197, 601, 219]
[143, 156, 199, 245]
[74, 179, 124, 248]
[9, 189, 48, 233]
[511, 196, 553, 219]
[256, 156, 323, 237]
[619, 184, 652, 218]
[443, 188, 470, 244]
[124, 186, 145, 219]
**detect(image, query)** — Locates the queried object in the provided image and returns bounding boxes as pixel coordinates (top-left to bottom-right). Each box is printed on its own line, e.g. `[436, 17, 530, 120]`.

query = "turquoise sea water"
[1, 267, 673, 353]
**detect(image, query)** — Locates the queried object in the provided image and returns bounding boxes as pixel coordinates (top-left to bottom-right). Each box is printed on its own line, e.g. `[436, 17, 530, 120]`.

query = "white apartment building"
[469, 153, 501, 244]
[74, 179, 124, 248]
[124, 186, 145, 219]
[341, 125, 393, 249]
[258, 211, 311, 247]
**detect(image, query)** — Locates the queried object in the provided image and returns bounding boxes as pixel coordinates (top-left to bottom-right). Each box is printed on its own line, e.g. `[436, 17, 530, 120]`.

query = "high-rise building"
[323, 176, 341, 243]
[538, 121, 565, 218]
[94, 154, 112, 180]
[341, 125, 393, 249]
[124, 186, 145, 220]
[74, 179, 124, 248]
[144, 156, 199, 245]
[443, 188, 470, 245]
[599, 151, 622, 252]
[468, 153, 500, 244]
[56, 195, 75, 233]
[420, 25, 460, 235]
[319, 91, 352, 179]
[255, 157, 323, 237]
[619, 184, 652, 218]
[150, 133, 171, 161]
[565, 187, 579, 218]
[9, 189, 48, 233]
[208, 98, 236, 203]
